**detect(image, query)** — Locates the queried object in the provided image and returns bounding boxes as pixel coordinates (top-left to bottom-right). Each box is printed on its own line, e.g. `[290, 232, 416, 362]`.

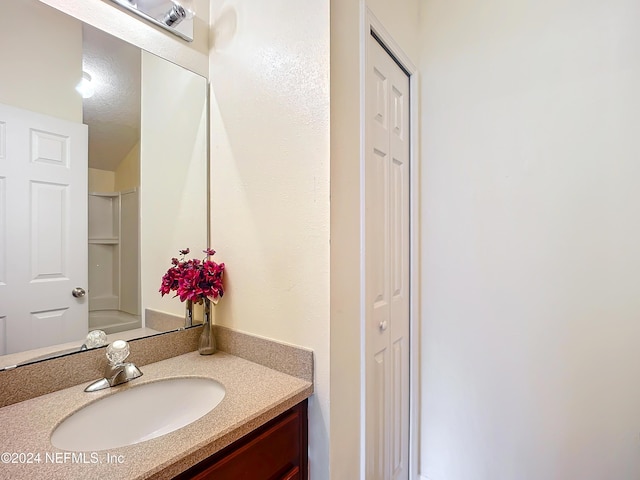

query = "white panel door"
[0, 103, 88, 354]
[365, 35, 410, 480]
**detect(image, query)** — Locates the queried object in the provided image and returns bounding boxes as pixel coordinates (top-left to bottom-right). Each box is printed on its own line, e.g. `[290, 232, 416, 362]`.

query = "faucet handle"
[84, 330, 108, 349]
[106, 340, 130, 366]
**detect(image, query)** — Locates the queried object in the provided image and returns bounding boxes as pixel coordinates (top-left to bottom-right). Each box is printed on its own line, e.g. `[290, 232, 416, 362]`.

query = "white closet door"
[0, 103, 88, 354]
[365, 34, 411, 480]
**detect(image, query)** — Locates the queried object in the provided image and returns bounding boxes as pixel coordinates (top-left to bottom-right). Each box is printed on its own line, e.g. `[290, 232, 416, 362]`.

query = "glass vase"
[185, 299, 193, 328]
[198, 297, 216, 355]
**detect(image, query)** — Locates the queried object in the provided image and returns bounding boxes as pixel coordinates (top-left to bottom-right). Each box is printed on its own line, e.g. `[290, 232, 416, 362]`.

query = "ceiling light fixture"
[76, 71, 95, 99]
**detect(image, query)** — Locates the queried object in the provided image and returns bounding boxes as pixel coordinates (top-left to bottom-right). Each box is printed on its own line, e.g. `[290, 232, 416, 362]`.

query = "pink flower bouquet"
[159, 248, 225, 304]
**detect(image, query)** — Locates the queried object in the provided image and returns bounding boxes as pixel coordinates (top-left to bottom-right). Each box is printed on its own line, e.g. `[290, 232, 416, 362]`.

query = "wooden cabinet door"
[176, 400, 308, 480]
[281, 466, 300, 480]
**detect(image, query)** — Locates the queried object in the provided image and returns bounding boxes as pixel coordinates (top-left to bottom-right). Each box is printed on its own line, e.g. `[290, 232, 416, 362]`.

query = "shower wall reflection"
[88, 190, 141, 334]
[85, 24, 142, 335]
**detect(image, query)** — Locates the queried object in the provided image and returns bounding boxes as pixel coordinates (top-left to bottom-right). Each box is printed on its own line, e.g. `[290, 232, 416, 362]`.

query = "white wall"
[420, 0, 640, 479]
[140, 51, 208, 319]
[208, 0, 330, 477]
[330, 0, 419, 477]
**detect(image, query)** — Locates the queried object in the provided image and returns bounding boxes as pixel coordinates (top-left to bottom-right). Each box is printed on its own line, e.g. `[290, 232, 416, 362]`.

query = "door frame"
[360, 8, 421, 480]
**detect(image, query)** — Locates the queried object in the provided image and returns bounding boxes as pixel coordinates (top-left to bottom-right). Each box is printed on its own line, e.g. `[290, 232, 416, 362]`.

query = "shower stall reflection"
[88, 190, 141, 334]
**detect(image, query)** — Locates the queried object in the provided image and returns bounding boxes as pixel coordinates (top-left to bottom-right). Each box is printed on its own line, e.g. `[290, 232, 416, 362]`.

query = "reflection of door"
[365, 34, 410, 479]
[0, 103, 88, 354]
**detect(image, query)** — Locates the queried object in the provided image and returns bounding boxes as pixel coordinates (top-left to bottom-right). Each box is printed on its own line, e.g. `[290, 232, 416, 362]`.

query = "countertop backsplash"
[0, 319, 313, 408]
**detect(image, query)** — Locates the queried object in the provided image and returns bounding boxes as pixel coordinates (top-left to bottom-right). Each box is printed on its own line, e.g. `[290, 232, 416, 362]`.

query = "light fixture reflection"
[76, 72, 95, 99]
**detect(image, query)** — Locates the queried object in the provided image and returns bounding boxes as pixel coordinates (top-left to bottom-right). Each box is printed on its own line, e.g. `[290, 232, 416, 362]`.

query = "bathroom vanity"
[0, 348, 313, 480]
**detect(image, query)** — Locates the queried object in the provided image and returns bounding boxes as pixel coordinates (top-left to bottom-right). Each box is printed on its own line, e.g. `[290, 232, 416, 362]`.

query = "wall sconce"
[109, 0, 195, 42]
[162, 1, 195, 27]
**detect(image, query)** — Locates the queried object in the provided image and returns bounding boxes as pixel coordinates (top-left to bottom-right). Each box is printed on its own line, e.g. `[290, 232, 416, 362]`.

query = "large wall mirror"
[0, 0, 208, 369]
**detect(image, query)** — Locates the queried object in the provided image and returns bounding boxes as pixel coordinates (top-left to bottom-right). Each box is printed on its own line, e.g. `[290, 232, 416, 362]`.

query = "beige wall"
[209, 0, 330, 477]
[330, 0, 419, 477]
[329, 1, 361, 477]
[420, 0, 640, 478]
[0, 1, 82, 122]
[114, 142, 140, 192]
[88, 168, 115, 193]
[140, 51, 208, 320]
[367, 0, 420, 62]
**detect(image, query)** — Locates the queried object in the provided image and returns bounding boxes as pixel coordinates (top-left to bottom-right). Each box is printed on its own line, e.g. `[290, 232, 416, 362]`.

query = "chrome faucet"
[85, 340, 143, 392]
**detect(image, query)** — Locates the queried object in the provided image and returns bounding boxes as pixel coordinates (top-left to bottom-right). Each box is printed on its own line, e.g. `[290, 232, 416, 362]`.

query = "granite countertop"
[0, 351, 313, 479]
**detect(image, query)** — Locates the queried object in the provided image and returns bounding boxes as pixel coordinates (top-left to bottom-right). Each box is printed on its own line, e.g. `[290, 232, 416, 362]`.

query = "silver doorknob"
[72, 287, 86, 298]
[379, 320, 388, 332]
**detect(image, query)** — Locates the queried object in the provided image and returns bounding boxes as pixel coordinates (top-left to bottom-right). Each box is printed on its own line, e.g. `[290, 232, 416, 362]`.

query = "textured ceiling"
[82, 24, 141, 172]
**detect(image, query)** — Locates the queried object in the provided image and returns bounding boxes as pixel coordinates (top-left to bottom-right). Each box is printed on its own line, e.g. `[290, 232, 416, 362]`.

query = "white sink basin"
[51, 377, 225, 451]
